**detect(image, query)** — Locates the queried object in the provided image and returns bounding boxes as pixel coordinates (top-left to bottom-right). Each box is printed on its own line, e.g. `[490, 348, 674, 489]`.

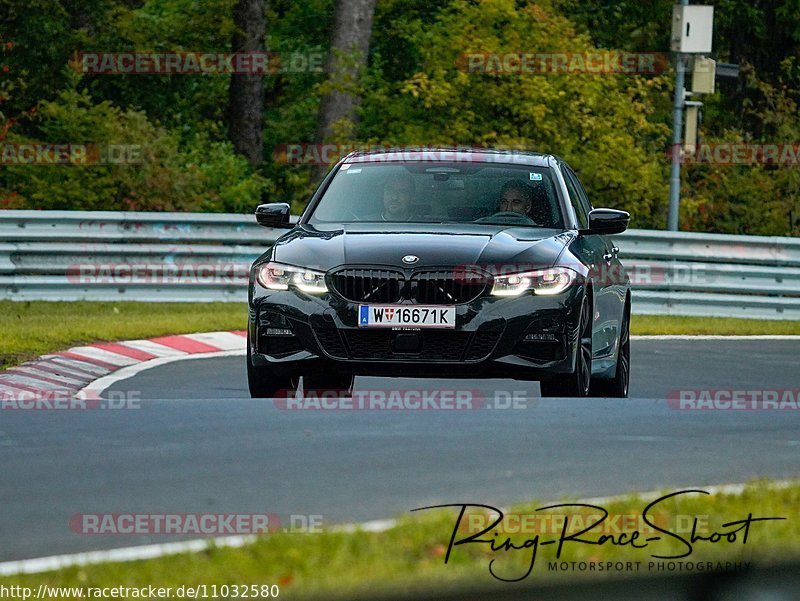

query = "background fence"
[1, 210, 798, 319]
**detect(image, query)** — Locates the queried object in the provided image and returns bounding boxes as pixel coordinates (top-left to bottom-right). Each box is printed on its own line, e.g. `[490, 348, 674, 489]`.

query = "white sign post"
[667, 3, 714, 231]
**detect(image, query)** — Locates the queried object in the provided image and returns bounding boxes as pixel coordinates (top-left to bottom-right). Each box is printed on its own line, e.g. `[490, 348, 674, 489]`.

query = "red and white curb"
[0, 331, 247, 401]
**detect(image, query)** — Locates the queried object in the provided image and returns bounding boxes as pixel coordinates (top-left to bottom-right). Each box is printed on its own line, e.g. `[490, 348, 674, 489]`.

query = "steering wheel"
[476, 211, 537, 225]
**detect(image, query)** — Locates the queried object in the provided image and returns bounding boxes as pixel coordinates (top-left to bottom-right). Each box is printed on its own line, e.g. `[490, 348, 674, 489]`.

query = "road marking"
[183, 331, 249, 351]
[0, 536, 256, 577]
[7, 367, 87, 388]
[1, 372, 80, 390]
[38, 357, 109, 378]
[53, 352, 119, 371]
[58, 346, 140, 367]
[91, 342, 158, 362]
[117, 339, 189, 357]
[149, 335, 222, 354]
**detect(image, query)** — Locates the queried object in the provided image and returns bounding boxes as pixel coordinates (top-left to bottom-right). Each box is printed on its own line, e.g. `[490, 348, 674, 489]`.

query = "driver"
[497, 180, 534, 217]
[379, 173, 415, 221]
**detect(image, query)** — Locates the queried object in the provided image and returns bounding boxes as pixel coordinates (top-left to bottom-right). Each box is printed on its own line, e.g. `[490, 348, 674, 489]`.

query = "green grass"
[0, 301, 247, 370]
[632, 314, 800, 335]
[0, 302, 798, 370]
[1, 481, 797, 600]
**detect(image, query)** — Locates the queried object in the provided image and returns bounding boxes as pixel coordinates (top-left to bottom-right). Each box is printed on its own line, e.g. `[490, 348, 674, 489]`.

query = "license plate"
[358, 305, 456, 329]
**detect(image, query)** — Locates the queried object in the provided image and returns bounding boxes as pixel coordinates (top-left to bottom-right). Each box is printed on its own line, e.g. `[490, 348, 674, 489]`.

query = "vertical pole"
[667, 0, 689, 231]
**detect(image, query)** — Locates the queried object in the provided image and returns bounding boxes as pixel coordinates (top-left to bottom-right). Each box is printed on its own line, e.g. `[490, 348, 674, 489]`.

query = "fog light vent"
[524, 333, 558, 342]
[264, 327, 293, 336]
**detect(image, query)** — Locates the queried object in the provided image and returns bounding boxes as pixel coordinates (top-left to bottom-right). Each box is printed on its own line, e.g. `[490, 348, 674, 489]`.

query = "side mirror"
[586, 208, 630, 235]
[255, 203, 292, 228]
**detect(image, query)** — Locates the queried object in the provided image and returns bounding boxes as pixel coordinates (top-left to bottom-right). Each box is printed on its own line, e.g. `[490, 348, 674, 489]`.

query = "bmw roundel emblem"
[402, 255, 419, 265]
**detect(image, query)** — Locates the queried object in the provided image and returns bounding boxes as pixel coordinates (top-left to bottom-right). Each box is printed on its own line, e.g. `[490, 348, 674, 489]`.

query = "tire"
[247, 331, 297, 398]
[303, 374, 355, 398]
[539, 295, 592, 398]
[591, 302, 630, 398]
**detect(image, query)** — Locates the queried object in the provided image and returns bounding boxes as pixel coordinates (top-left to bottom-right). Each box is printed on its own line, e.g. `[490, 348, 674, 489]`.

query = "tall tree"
[228, 0, 266, 166]
[313, 0, 377, 180]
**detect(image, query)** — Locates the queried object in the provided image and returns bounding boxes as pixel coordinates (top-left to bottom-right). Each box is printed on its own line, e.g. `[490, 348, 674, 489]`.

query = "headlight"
[256, 262, 328, 294]
[491, 267, 577, 296]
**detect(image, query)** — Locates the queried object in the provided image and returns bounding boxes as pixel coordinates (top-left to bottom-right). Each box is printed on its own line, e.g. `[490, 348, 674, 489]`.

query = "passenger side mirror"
[255, 203, 292, 228]
[586, 208, 630, 235]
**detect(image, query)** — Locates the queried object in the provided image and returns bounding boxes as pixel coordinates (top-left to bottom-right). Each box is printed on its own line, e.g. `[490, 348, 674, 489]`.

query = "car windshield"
[308, 161, 564, 228]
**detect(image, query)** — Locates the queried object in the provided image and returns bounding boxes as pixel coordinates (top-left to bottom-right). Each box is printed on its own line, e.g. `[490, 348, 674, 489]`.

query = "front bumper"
[248, 283, 585, 381]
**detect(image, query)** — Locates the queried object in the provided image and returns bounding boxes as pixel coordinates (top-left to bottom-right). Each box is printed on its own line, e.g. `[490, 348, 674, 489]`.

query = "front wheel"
[247, 332, 298, 398]
[539, 296, 592, 398]
[591, 303, 630, 398]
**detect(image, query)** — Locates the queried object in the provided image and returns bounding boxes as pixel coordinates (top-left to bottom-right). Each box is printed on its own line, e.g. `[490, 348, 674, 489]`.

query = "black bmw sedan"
[248, 148, 631, 398]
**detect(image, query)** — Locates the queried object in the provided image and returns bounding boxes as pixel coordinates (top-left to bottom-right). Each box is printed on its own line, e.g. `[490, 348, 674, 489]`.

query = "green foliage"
[83, 0, 238, 129]
[0, 0, 77, 117]
[553, 0, 673, 51]
[560, 0, 800, 234]
[359, 0, 671, 227]
[1, 81, 264, 212]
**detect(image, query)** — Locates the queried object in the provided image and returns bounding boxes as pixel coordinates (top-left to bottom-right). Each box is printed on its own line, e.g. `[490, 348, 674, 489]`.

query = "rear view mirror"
[255, 203, 292, 228]
[587, 208, 630, 235]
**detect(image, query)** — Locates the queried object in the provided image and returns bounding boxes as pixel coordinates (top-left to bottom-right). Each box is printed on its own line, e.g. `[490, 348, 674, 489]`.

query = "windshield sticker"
[530, 173, 543, 181]
[347, 168, 362, 174]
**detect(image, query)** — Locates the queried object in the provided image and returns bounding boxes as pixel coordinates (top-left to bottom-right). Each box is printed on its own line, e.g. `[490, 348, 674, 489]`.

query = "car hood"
[260, 223, 572, 272]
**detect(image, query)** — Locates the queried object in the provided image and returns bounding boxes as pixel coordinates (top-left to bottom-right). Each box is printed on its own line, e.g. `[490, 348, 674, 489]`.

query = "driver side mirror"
[586, 208, 630, 235]
[255, 203, 292, 228]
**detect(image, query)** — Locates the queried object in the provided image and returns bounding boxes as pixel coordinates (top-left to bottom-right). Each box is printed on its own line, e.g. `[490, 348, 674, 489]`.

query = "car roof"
[341, 147, 558, 168]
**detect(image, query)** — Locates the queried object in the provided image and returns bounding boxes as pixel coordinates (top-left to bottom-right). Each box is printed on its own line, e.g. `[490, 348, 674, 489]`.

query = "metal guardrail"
[0, 210, 798, 319]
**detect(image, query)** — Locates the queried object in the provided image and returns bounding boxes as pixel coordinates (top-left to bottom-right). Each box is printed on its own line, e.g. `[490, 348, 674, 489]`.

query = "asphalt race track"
[2, 338, 799, 562]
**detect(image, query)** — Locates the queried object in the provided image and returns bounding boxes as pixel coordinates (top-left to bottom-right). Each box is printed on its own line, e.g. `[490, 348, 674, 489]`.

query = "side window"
[562, 168, 589, 229]
[570, 168, 594, 214]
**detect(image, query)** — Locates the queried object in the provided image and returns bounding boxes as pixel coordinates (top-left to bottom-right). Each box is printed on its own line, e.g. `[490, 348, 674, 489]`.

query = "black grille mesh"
[328, 269, 489, 304]
[313, 328, 501, 362]
[313, 327, 348, 359]
[328, 269, 403, 303]
[412, 270, 488, 304]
